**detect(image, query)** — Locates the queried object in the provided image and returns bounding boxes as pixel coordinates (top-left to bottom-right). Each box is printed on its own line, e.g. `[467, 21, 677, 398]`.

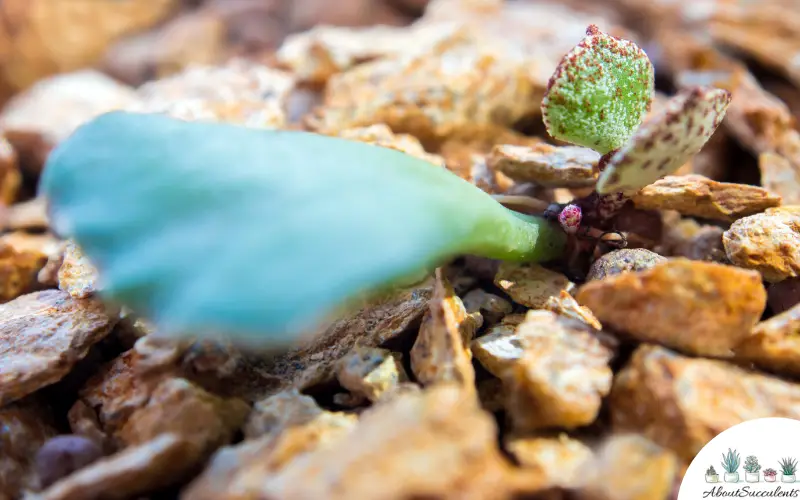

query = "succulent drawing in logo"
[706, 454, 799, 484]
[780, 457, 798, 483]
[721, 448, 741, 482]
[705, 465, 719, 483]
[744, 454, 761, 482]
[764, 468, 778, 482]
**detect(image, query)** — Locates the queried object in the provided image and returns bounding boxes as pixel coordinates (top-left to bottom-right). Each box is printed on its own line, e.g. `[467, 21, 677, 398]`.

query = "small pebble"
[35, 434, 103, 488]
[723, 207, 800, 283]
[586, 249, 666, 281]
[673, 225, 728, 263]
[768, 278, 800, 315]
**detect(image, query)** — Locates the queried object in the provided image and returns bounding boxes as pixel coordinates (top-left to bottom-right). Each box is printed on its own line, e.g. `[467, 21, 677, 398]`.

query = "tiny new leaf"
[40, 112, 565, 347]
[596, 86, 732, 195]
[542, 25, 654, 155]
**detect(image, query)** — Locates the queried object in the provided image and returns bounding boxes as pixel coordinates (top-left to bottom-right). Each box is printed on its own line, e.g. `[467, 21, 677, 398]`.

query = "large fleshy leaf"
[40, 112, 565, 347]
[596, 86, 732, 195]
[541, 25, 654, 154]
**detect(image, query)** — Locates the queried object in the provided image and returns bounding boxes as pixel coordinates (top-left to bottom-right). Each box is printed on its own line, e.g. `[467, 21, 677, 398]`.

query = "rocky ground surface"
[1, 0, 800, 499]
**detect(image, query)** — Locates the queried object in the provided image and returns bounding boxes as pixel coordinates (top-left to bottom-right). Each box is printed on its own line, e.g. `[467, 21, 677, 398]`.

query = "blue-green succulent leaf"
[40, 112, 565, 348]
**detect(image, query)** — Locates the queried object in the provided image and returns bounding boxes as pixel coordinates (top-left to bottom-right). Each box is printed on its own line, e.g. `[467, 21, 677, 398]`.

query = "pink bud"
[559, 204, 582, 234]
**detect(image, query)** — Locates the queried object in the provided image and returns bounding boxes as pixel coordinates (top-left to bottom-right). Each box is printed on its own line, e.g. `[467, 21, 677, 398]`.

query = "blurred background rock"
[0, 0, 429, 101]
[0, 0, 797, 205]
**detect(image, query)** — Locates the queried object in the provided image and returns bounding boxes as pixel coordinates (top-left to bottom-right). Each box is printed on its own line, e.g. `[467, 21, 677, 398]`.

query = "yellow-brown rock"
[0, 290, 116, 406]
[244, 389, 357, 441]
[494, 262, 575, 309]
[735, 301, 800, 377]
[575, 434, 680, 500]
[76, 346, 182, 445]
[117, 378, 249, 452]
[0, 70, 138, 175]
[131, 59, 295, 130]
[759, 152, 800, 205]
[576, 259, 766, 357]
[504, 433, 593, 489]
[57, 240, 100, 299]
[610, 345, 800, 461]
[309, 27, 538, 146]
[410, 270, 480, 391]
[419, 0, 628, 103]
[632, 174, 781, 222]
[263, 277, 434, 395]
[0, 135, 21, 205]
[585, 248, 666, 282]
[1, 197, 48, 232]
[0, 0, 179, 92]
[336, 124, 444, 166]
[438, 128, 542, 190]
[182, 410, 358, 500]
[0, 231, 60, 257]
[235, 385, 520, 499]
[336, 346, 408, 403]
[724, 206, 800, 283]
[488, 143, 599, 187]
[504, 311, 616, 431]
[0, 234, 51, 303]
[67, 400, 107, 450]
[276, 22, 453, 85]
[544, 291, 602, 330]
[471, 322, 523, 379]
[709, 2, 800, 87]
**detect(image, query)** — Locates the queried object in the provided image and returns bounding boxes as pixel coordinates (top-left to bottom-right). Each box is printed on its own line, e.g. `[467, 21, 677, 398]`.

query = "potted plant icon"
[706, 465, 720, 483]
[780, 457, 798, 483]
[765, 469, 778, 482]
[722, 449, 741, 482]
[744, 455, 761, 482]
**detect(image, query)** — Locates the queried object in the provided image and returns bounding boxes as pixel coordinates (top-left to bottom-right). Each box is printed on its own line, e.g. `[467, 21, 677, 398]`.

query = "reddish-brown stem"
[595, 150, 617, 174]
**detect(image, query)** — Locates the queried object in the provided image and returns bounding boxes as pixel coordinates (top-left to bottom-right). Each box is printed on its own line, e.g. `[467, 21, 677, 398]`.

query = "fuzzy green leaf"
[542, 25, 654, 154]
[40, 112, 565, 347]
[596, 86, 732, 195]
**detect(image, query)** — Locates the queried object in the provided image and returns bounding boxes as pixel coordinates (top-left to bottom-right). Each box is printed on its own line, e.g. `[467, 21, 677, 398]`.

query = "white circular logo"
[679, 418, 800, 499]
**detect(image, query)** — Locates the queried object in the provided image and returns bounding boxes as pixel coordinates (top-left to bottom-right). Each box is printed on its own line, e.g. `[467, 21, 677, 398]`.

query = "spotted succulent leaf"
[542, 25, 654, 155]
[596, 86, 732, 195]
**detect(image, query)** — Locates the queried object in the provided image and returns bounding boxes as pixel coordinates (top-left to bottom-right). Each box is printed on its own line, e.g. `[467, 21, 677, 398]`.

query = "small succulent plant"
[780, 457, 798, 475]
[540, 25, 731, 264]
[722, 448, 741, 474]
[707, 465, 718, 476]
[765, 468, 778, 478]
[37, 24, 732, 349]
[744, 455, 761, 473]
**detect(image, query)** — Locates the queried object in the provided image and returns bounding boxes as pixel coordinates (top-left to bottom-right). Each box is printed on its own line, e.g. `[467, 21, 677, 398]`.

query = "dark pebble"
[768, 278, 800, 315]
[35, 435, 103, 488]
